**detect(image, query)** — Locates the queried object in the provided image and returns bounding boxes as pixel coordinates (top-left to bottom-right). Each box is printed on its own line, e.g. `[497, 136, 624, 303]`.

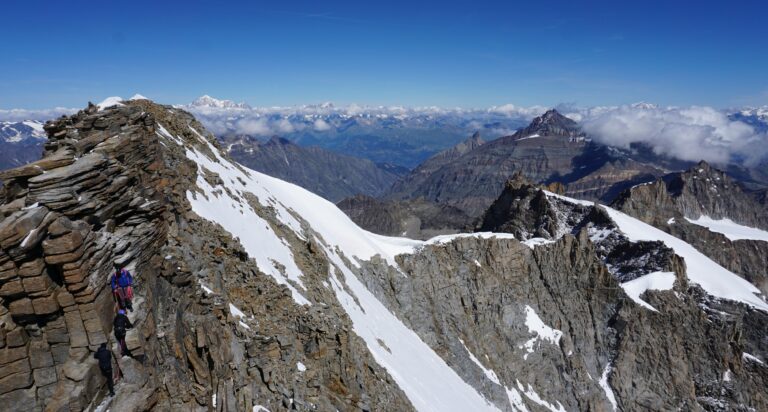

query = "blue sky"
[1, 0, 766, 109]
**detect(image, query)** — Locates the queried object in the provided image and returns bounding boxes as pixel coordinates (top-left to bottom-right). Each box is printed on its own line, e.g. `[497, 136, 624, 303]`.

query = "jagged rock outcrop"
[222, 135, 405, 202]
[611, 161, 768, 294]
[336, 195, 473, 239]
[612, 160, 768, 229]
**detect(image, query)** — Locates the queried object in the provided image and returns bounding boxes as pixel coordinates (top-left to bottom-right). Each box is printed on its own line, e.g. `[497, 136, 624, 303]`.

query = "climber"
[113, 309, 133, 357]
[111, 263, 134, 312]
[94, 343, 116, 396]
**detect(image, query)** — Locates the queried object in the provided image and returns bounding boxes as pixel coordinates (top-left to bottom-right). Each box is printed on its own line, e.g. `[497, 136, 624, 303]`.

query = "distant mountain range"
[384, 110, 691, 217]
[0, 120, 46, 172]
[221, 135, 407, 202]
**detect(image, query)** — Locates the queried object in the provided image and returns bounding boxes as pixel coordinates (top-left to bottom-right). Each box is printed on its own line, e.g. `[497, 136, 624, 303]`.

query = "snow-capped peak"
[190, 95, 252, 110]
[0, 120, 47, 142]
[97, 96, 124, 110]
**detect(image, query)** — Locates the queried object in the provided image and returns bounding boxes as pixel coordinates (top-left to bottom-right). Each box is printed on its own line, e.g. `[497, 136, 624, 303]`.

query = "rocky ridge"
[336, 195, 473, 240]
[222, 135, 405, 202]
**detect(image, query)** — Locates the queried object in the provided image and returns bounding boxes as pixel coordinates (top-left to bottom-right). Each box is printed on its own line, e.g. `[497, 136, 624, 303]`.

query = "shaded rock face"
[0, 101, 413, 411]
[357, 232, 768, 412]
[336, 195, 473, 240]
[385, 110, 669, 217]
[613, 160, 768, 230]
[611, 161, 768, 294]
[222, 135, 405, 202]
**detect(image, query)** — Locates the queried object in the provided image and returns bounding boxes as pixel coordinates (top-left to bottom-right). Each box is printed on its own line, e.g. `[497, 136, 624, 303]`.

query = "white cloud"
[581, 105, 768, 165]
[275, 118, 295, 134]
[313, 118, 331, 131]
[0, 107, 78, 122]
[235, 118, 271, 136]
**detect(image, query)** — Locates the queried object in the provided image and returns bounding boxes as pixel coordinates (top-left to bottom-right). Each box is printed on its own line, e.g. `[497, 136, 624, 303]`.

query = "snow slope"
[541, 192, 768, 311]
[175, 123, 498, 412]
[602, 207, 768, 311]
[685, 216, 768, 242]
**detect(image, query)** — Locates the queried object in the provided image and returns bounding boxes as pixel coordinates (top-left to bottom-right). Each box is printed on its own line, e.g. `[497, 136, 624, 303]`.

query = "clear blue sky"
[1, 0, 766, 109]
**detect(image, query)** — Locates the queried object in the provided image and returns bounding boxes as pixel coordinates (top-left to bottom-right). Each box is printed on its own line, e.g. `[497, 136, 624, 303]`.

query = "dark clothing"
[100, 367, 115, 395]
[113, 314, 133, 356]
[113, 314, 133, 337]
[94, 346, 112, 370]
[94, 346, 115, 395]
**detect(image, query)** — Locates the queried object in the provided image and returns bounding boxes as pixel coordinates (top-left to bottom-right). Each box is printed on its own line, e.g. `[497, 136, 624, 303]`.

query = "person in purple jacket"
[111, 263, 134, 312]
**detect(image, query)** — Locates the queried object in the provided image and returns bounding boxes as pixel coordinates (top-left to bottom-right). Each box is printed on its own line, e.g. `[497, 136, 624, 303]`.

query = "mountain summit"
[190, 94, 252, 109]
[515, 109, 583, 139]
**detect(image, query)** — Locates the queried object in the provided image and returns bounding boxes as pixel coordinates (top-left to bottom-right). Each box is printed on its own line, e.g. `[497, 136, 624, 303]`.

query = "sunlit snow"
[686, 216, 768, 242]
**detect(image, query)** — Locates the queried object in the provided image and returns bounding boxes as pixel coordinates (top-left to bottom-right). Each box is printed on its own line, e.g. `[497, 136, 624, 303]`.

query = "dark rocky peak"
[265, 135, 293, 146]
[613, 160, 768, 229]
[516, 109, 583, 138]
[468, 131, 484, 145]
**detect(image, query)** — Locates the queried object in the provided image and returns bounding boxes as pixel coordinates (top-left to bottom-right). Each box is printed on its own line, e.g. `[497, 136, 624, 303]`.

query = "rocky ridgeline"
[0, 102, 167, 410]
[611, 161, 768, 294]
[0, 100, 412, 411]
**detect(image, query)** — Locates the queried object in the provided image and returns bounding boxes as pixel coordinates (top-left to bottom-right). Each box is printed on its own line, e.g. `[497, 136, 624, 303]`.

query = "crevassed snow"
[599, 364, 618, 411]
[516, 381, 566, 412]
[620, 271, 676, 311]
[97, 96, 124, 110]
[685, 216, 768, 242]
[601, 206, 768, 311]
[459, 338, 501, 385]
[520, 306, 562, 360]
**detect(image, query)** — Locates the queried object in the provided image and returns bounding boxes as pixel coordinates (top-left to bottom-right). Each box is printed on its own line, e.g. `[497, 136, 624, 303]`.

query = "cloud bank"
[581, 105, 768, 166]
[0, 107, 78, 122]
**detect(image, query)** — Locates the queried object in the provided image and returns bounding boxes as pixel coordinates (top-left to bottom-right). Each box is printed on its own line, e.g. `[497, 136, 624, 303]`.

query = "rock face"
[385, 110, 669, 217]
[1, 100, 767, 412]
[611, 161, 768, 294]
[336, 195, 473, 239]
[222, 135, 405, 202]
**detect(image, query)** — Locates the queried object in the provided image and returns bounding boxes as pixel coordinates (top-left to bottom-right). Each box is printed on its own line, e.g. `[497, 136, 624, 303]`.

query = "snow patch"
[517, 381, 566, 412]
[599, 364, 618, 411]
[685, 216, 768, 242]
[296, 361, 306, 372]
[425, 232, 516, 245]
[743, 353, 764, 365]
[97, 96, 124, 110]
[129, 94, 149, 100]
[228, 303, 246, 319]
[522, 238, 554, 249]
[459, 338, 501, 385]
[520, 306, 562, 360]
[620, 271, 676, 311]
[505, 386, 529, 412]
[602, 206, 768, 311]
